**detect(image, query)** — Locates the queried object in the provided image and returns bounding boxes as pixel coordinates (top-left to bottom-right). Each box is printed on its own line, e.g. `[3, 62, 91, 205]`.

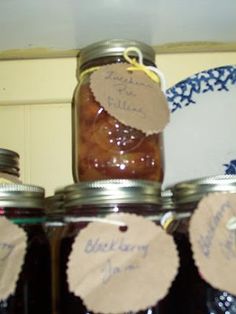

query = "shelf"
[0, 0, 236, 59]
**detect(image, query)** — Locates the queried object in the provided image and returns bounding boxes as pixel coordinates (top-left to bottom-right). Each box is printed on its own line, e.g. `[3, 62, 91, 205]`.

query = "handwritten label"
[67, 213, 179, 314]
[90, 63, 170, 135]
[0, 217, 27, 301]
[84, 237, 149, 257]
[190, 193, 236, 295]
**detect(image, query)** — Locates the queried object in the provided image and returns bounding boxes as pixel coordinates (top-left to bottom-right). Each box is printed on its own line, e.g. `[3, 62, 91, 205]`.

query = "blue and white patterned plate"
[163, 65, 236, 188]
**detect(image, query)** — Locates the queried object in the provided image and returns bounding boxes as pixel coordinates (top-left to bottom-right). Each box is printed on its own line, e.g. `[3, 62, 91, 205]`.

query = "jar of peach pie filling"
[59, 179, 181, 314]
[73, 39, 165, 182]
[168, 175, 236, 314]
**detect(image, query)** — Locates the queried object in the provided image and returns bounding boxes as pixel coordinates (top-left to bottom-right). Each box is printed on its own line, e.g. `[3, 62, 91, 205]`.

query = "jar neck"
[65, 203, 161, 219]
[0, 207, 46, 224]
[79, 55, 156, 72]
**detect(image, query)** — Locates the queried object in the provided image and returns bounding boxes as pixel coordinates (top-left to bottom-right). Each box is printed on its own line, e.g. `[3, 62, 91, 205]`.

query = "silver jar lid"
[171, 175, 236, 204]
[161, 189, 174, 210]
[79, 39, 156, 69]
[45, 187, 65, 215]
[0, 184, 45, 208]
[0, 148, 20, 177]
[64, 179, 161, 208]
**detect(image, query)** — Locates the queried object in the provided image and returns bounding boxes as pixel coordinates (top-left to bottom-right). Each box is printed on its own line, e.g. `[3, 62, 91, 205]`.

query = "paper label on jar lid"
[189, 192, 236, 295]
[0, 216, 27, 301]
[67, 213, 179, 314]
[90, 63, 170, 135]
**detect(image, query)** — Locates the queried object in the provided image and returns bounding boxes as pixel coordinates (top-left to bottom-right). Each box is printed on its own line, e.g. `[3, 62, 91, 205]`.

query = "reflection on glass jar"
[170, 175, 236, 314]
[73, 39, 164, 182]
[0, 184, 51, 314]
[207, 289, 236, 313]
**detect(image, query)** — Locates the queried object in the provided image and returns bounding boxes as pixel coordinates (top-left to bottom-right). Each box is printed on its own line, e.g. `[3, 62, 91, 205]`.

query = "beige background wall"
[0, 52, 235, 195]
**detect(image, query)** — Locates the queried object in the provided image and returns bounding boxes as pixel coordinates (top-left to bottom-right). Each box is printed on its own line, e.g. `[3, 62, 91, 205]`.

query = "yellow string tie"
[160, 211, 177, 232]
[124, 56, 160, 84]
[123, 46, 166, 91]
[79, 66, 100, 82]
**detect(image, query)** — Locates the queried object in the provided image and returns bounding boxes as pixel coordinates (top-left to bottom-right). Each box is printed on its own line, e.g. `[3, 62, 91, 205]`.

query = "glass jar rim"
[64, 179, 162, 208]
[171, 175, 236, 204]
[79, 39, 156, 69]
[0, 184, 45, 208]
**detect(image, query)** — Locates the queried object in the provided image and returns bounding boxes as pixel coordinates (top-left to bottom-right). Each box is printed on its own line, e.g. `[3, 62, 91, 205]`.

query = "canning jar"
[73, 39, 165, 182]
[59, 179, 180, 314]
[0, 148, 21, 183]
[169, 175, 236, 314]
[45, 189, 65, 314]
[0, 184, 52, 314]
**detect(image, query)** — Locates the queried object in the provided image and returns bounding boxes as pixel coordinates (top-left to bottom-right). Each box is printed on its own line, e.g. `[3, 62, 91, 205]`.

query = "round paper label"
[0, 216, 27, 300]
[190, 192, 236, 295]
[67, 213, 179, 314]
[90, 63, 170, 135]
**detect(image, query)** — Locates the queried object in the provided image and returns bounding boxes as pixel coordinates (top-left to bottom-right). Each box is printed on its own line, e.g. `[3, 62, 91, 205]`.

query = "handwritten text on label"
[84, 237, 149, 258]
[107, 96, 146, 119]
[101, 259, 140, 284]
[197, 201, 233, 258]
[104, 70, 154, 90]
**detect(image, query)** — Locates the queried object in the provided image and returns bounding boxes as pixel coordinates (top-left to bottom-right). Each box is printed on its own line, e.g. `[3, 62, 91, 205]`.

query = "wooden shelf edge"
[0, 41, 235, 60]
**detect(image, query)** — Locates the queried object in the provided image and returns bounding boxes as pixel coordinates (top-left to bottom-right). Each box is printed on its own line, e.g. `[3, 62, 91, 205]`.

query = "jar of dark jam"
[45, 188, 65, 314]
[168, 175, 236, 314]
[0, 148, 21, 183]
[0, 184, 52, 314]
[73, 39, 164, 182]
[59, 179, 177, 314]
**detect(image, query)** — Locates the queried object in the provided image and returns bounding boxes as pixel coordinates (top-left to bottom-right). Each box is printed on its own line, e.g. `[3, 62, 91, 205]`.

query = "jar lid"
[0, 148, 20, 177]
[171, 175, 236, 204]
[79, 39, 156, 69]
[64, 179, 161, 207]
[161, 189, 174, 210]
[45, 187, 65, 215]
[0, 184, 45, 208]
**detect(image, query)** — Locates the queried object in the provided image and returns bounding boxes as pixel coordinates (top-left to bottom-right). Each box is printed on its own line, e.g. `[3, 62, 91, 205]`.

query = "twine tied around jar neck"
[123, 47, 166, 92]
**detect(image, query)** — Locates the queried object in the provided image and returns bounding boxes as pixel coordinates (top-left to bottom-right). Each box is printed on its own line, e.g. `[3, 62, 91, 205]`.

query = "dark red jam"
[59, 204, 172, 314]
[0, 207, 52, 314]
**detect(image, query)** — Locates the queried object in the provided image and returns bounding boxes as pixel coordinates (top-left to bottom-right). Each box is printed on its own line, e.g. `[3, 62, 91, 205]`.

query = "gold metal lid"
[79, 39, 156, 69]
[64, 179, 161, 208]
[0, 184, 45, 208]
[171, 175, 236, 204]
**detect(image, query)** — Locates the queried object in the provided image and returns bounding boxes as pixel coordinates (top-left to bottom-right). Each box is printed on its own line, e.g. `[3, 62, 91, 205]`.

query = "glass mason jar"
[73, 39, 164, 182]
[0, 184, 52, 314]
[45, 188, 65, 314]
[169, 175, 236, 314]
[59, 179, 178, 314]
[0, 148, 21, 183]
